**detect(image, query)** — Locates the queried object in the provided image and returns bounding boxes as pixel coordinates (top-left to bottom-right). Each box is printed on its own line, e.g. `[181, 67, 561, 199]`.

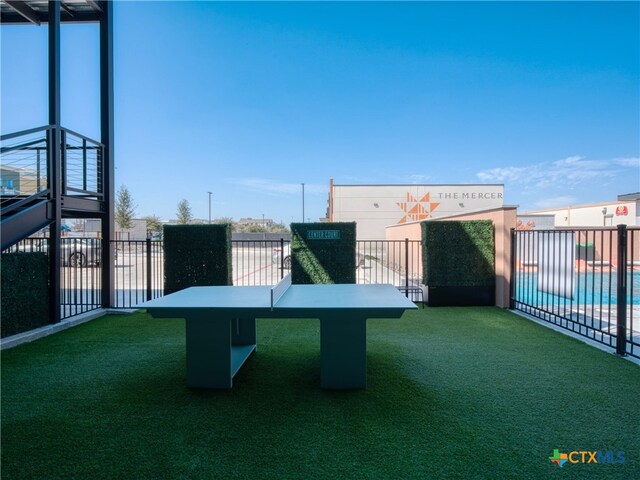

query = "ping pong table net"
[270, 273, 292, 310]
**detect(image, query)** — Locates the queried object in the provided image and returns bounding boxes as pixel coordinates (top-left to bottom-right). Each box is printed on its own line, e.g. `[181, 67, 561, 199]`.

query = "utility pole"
[208, 191, 212, 224]
[301, 183, 305, 223]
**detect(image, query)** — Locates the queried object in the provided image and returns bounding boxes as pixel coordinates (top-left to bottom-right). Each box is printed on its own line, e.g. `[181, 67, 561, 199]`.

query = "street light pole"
[208, 191, 212, 224]
[301, 183, 305, 223]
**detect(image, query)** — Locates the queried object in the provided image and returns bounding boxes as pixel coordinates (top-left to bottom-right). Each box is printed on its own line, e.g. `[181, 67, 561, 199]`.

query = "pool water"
[514, 271, 640, 306]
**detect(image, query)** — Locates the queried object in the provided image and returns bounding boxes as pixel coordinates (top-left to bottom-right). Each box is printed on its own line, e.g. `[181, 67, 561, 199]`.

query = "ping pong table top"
[139, 283, 417, 312]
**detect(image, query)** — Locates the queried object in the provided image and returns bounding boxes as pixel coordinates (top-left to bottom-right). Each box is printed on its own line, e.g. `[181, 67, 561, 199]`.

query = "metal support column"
[100, 1, 115, 309]
[48, 0, 61, 323]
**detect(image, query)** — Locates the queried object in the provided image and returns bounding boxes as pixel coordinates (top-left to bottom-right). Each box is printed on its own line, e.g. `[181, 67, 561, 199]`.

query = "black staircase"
[1, 125, 105, 250]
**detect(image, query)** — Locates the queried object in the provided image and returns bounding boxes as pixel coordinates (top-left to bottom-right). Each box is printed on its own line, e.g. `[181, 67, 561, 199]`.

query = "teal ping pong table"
[139, 275, 417, 389]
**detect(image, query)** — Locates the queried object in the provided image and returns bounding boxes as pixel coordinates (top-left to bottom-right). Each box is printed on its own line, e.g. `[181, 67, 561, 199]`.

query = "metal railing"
[1, 125, 104, 213]
[60, 127, 104, 198]
[113, 239, 164, 308]
[108, 238, 424, 308]
[510, 225, 639, 359]
[233, 239, 290, 286]
[3, 236, 103, 320]
[357, 239, 423, 301]
[0, 126, 49, 213]
[4, 231, 424, 315]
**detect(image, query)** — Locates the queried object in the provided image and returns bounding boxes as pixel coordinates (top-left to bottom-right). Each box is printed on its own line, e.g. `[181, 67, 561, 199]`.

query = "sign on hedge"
[307, 230, 340, 240]
[291, 222, 356, 284]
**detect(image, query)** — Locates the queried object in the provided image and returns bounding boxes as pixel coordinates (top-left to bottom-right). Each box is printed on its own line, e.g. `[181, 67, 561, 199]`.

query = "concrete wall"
[331, 184, 504, 239]
[385, 206, 518, 308]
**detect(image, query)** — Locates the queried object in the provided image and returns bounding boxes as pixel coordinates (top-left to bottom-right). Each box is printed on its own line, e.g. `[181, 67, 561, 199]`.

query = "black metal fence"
[1, 236, 427, 317]
[3, 236, 103, 319]
[6, 229, 640, 361]
[113, 239, 163, 308]
[511, 225, 639, 359]
[109, 238, 424, 308]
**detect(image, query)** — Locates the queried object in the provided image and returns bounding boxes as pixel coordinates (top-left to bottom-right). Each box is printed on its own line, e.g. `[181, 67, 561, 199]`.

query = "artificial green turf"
[2, 308, 639, 479]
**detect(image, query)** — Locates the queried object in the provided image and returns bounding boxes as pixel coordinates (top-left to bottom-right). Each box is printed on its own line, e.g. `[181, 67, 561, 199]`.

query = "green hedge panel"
[290, 222, 356, 284]
[422, 220, 495, 287]
[163, 224, 232, 294]
[1, 252, 50, 338]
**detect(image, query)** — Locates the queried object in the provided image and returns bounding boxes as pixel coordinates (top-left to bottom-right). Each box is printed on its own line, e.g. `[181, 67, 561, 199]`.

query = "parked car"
[63, 239, 101, 267]
[272, 244, 365, 269]
[16, 237, 102, 267]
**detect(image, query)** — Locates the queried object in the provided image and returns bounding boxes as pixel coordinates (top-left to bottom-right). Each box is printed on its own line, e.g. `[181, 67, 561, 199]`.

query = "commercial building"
[326, 179, 504, 239]
[0, 165, 46, 196]
[520, 193, 639, 228]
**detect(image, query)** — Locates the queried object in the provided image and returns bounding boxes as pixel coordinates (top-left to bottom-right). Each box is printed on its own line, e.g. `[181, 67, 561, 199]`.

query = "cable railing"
[0, 126, 49, 213]
[0, 125, 104, 216]
[61, 128, 103, 198]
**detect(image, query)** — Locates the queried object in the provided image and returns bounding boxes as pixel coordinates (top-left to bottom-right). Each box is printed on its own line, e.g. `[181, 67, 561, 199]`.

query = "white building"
[326, 179, 504, 239]
[521, 193, 639, 228]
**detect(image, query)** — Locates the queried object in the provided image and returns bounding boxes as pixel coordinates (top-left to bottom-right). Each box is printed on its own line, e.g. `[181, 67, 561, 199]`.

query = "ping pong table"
[138, 275, 417, 389]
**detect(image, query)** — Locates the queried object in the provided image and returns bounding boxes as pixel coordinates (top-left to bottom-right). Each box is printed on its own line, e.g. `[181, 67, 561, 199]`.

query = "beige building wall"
[385, 206, 518, 308]
[523, 201, 637, 227]
[330, 183, 504, 239]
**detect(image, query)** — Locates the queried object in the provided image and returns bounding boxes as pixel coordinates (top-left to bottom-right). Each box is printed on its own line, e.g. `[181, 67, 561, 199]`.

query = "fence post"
[404, 238, 409, 297]
[616, 224, 628, 356]
[509, 228, 516, 309]
[146, 233, 152, 301]
[280, 237, 284, 279]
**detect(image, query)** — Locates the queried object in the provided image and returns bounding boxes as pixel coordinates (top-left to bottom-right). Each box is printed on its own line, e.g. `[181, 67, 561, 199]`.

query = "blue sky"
[2, 1, 639, 223]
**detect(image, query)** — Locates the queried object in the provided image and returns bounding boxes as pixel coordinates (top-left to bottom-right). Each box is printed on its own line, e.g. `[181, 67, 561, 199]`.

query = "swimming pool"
[513, 271, 640, 306]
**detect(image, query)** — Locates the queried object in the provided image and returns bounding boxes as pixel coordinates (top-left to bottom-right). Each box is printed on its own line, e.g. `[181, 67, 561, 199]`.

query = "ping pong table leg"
[185, 313, 233, 389]
[232, 318, 257, 349]
[319, 315, 367, 389]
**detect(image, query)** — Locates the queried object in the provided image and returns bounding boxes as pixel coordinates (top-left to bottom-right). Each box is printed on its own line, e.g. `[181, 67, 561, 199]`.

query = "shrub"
[1, 252, 49, 338]
[422, 220, 495, 287]
[290, 222, 356, 284]
[164, 224, 232, 294]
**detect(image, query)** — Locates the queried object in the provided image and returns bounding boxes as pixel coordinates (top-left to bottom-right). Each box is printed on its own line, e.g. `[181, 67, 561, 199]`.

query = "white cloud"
[612, 157, 640, 168]
[534, 196, 577, 209]
[476, 155, 622, 188]
[227, 178, 326, 196]
[408, 174, 432, 183]
[476, 166, 527, 182]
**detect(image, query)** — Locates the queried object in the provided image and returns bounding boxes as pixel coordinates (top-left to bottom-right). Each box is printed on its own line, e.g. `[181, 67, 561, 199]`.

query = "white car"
[272, 244, 365, 269]
[16, 237, 102, 267]
[272, 244, 292, 269]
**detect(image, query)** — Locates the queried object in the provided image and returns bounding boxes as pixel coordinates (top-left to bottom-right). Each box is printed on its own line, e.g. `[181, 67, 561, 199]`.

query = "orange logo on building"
[616, 206, 628, 216]
[396, 192, 440, 224]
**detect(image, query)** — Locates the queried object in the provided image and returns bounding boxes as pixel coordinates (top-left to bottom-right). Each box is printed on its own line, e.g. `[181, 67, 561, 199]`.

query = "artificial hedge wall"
[291, 222, 356, 284]
[164, 224, 232, 294]
[1, 252, 49, 338]
[422, 220, 495, 287]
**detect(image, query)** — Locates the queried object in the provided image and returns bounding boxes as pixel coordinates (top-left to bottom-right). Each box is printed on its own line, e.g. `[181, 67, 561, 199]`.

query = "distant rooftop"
[618, 192, 640, 201]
